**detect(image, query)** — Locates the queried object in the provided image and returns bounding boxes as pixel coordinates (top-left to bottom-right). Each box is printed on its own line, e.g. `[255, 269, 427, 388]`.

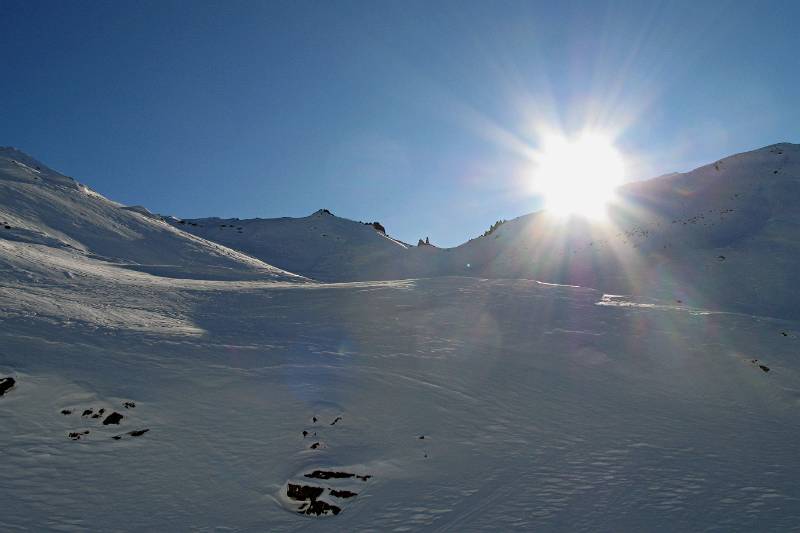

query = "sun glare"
[534, 133, 625, 218]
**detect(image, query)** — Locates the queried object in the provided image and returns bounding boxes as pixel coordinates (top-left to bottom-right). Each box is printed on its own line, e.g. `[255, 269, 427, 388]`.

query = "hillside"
[168, 210, 413, 282]
[0, 147, 302, 283]
[442, 143, 800, 318]
[168, 143, 800, 318]
[3, 144, 800, 530]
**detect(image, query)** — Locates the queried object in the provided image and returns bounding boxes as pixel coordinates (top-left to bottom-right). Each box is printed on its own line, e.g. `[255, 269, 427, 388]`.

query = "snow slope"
[170, 144, 800, 318]
[439, 143, 800, 318]
[171, 143, 800, 318]
[0, 147, 302, 282]
[3, 273, 800, 531]
[168, 210, 413, 282]
[3, 145, 800, 531]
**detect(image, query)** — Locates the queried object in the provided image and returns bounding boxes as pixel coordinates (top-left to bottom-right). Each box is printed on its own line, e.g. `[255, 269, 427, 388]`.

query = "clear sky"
[2, 0, 798, 246]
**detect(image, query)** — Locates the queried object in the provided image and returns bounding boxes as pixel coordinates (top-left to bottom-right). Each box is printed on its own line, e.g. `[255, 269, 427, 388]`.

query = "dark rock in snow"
[330, 416, 342, 426]
[287, 483, 324, 502]
[128, 428, 149, 437]
[0, 377, 15, 396]
[123, 401, 136, 409]
[61, 409, 72, 415]
[309, 442, 322, 449]
[68, 430, 89, 440]
[305, 471, 353, 480]
[301, 500, 341, 516]
[82, 409, 93, 417]
[102, 412, 123, 425]
[305, 470, 371, 481]
[329, 489, 358, 499]
[287, 483, 342, 515]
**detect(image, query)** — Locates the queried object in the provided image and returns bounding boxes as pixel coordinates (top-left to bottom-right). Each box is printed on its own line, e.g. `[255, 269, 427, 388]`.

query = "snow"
[0, 150, 303, 282]
[2, 145, 800, 530]
[171, 143, 800, 319]
[169, 210, 411, 282]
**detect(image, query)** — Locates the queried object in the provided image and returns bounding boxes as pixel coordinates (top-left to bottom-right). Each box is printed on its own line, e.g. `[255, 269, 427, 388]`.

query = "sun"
[534, 132, 625, 218]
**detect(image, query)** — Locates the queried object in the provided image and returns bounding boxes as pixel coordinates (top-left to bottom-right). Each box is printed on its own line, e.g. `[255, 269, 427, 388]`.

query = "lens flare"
[534, 133, 625, 218]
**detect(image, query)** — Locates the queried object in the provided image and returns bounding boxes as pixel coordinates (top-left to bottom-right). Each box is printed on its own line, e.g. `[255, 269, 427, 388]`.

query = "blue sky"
[1, 0, 798, 246]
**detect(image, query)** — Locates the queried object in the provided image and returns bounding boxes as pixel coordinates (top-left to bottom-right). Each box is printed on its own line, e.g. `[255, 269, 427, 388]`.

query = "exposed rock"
[102, 412, 123, 425]
[68, 430, 89, 440]
[123, 401, 136, 409]
[300, 500, 341, 516]
[287, 483, 324, 502]
[304, 470, 371, 482]
[286, 484, 341, 516]
[0, 377, 15, 396]
[305, 471, 354, 480]
[61, 409, 72, 415]
[329, 489, 357, 499]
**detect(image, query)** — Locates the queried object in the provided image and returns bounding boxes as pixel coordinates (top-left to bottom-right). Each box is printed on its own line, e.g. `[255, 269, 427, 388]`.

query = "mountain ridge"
[3, 142, 800, 316]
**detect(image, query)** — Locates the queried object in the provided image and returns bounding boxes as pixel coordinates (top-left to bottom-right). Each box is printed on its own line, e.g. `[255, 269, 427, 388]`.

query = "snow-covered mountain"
[168, 210, 414, 282]
[170, 143, 800, 318]
[3, 143, 800, 531]
[0, 147, 301, 282]
[440, 143, 800, 318]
